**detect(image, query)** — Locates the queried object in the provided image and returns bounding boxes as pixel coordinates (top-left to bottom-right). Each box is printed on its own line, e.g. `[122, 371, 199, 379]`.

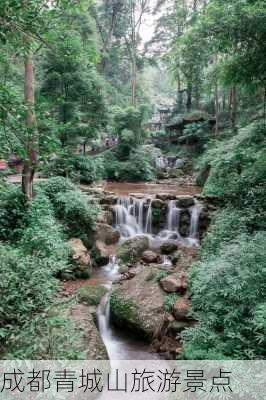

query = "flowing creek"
[82, 183, 203, 360]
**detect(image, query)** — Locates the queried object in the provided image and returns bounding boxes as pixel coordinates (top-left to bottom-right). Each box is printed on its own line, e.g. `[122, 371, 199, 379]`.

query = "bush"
[6, 302, 84, 360]
[42, 155, 105, 183]
[0, 182, 27, 242]
[38, 176, 76, 200]
[183, 232, 266, 359]
[54, 190, 99, 240]
[68, 155, 105, 184]
[102, 151, 124, 180]
[0, 244, 59, 344]
[20, 193, 70, 264]
[119, 148, 156, 181]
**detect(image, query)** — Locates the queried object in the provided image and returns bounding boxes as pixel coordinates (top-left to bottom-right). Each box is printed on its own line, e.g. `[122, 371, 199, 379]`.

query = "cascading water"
[167, 200, 181, 232]
[189, 203, 202, 239]
[114, 196, 152, 240]
[144, 200, 152, 234]
[114, 195, 202, 246]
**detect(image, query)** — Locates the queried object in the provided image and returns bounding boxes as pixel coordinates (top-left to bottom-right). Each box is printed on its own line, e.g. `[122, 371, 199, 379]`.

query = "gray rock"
[117, 235, 150, 263]
[142, 250, 159, 264]
[160, 241, 178, 254]
[176, 195, 195, 208]
[94, 223, 120, 245]
[160, 272, 188, 293]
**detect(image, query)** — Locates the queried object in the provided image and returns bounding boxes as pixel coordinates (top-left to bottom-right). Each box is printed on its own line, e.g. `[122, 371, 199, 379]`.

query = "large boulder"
[93, 240, 110, 266]
[160, 272, 188, 293]
[173, 297, 191, 320]
[117, 235, 150, 263]
[142, 250, 160, 264]
[70, 304, 108, 360]
[77, 285, 108, 306]
[94, 223, 120, 245]
[110, 266, 165, 339]
[160, 241, 178, 254]
[68, 238, 91, 266]
[176, 195, 195, 208]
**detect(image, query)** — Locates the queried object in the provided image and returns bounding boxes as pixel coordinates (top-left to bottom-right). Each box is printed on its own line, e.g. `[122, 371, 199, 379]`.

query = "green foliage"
[68, 156, 105, 184]
[38, 176, 76, 199]
[0, 182, 27, 242]
[6, 302, 84, 360]
[54, 189, 99, 239]
[43, 155, 105, 184]
[20, 193, 70, 264]
[119, 148, 156, 181]
[0, 244, 59, 342]
[183, 232, 266, 360]
[164, 293, 179, 313]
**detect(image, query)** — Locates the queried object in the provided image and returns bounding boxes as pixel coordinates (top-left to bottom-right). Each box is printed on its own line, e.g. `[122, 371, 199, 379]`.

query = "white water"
[96, 257, 158, 360]
[114, 196, 202, 246]
[114, 197, 152, 240]
[189, 202, 202, 239]
[167, 200, 181, 232]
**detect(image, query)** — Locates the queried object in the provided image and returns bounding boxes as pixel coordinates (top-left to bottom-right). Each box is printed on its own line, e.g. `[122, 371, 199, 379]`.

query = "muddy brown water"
[104, 181, 201, 197]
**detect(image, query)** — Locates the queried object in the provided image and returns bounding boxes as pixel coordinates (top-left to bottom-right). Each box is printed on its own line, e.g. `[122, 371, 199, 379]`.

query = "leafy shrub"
[54, 190, 99, 240]
[0, 244, 59, 343]
[6, 302, 84, 360]
[20, 193, 70, 263]
[102, 151, 124, 180]
[183, 232, 266, 359]
[164, 293, 180, 312]
[68, 155, 105, 184]
[0, 182, 27, 242]
[42, 155, 105, 183]
[119, 148, 156, 181]
[200, 208, 248, 259]
[38, 176, 76, 200]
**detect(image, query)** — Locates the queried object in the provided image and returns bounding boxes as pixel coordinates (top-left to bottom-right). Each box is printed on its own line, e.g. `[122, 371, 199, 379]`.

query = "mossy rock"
[110, 292, 143, 335]
[77, 285, 108, 306]
[117, 235, 150, 263]
[110, 267, 165, 339]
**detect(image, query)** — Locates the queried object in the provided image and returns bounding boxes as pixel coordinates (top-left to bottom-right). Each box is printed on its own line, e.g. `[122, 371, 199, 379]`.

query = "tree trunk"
[186, 82, 192, 112]
[230, 86, 237, 133]
[214, 54, 219, 135]
[22, 52, 38, 201]
[131, 54, 137, 107]
[214, 80, 219, 136]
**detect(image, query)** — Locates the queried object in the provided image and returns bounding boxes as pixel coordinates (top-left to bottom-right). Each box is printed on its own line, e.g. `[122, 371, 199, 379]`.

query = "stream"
[95, 260, 160, 360]
[72, 180, 203, 361]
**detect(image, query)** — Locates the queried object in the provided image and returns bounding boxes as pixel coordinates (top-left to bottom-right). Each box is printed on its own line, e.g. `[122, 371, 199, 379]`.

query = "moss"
[77, 285, 108, 306]
[110, 292, 143, 334]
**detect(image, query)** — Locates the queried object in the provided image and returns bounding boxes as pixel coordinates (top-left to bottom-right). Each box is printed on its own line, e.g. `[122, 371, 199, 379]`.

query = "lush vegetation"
[0, 0, 265, 362]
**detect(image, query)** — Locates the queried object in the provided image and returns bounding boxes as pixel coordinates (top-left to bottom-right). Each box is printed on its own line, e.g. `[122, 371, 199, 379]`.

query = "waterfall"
[145, 200, 152, 234]
[189, 203, 202, 239]
[114, 196, 152, 239]
[167, 200, 181, 232]
[114, 195, 201, 245]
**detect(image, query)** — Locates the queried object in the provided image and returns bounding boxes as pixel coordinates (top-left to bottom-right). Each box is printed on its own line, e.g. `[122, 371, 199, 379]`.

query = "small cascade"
[145, 200, 152, 234]
[114, 196, 152, 240]
[114, 195, 201, 246]
[97, 292, 111, 338]
[161, 255, 172, 268]
[189, 203, 202, 239]
[167, 200, 181, 232]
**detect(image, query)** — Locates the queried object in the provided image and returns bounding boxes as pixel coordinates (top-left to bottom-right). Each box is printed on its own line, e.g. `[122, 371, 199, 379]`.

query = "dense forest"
[0, 0, 265, 363]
